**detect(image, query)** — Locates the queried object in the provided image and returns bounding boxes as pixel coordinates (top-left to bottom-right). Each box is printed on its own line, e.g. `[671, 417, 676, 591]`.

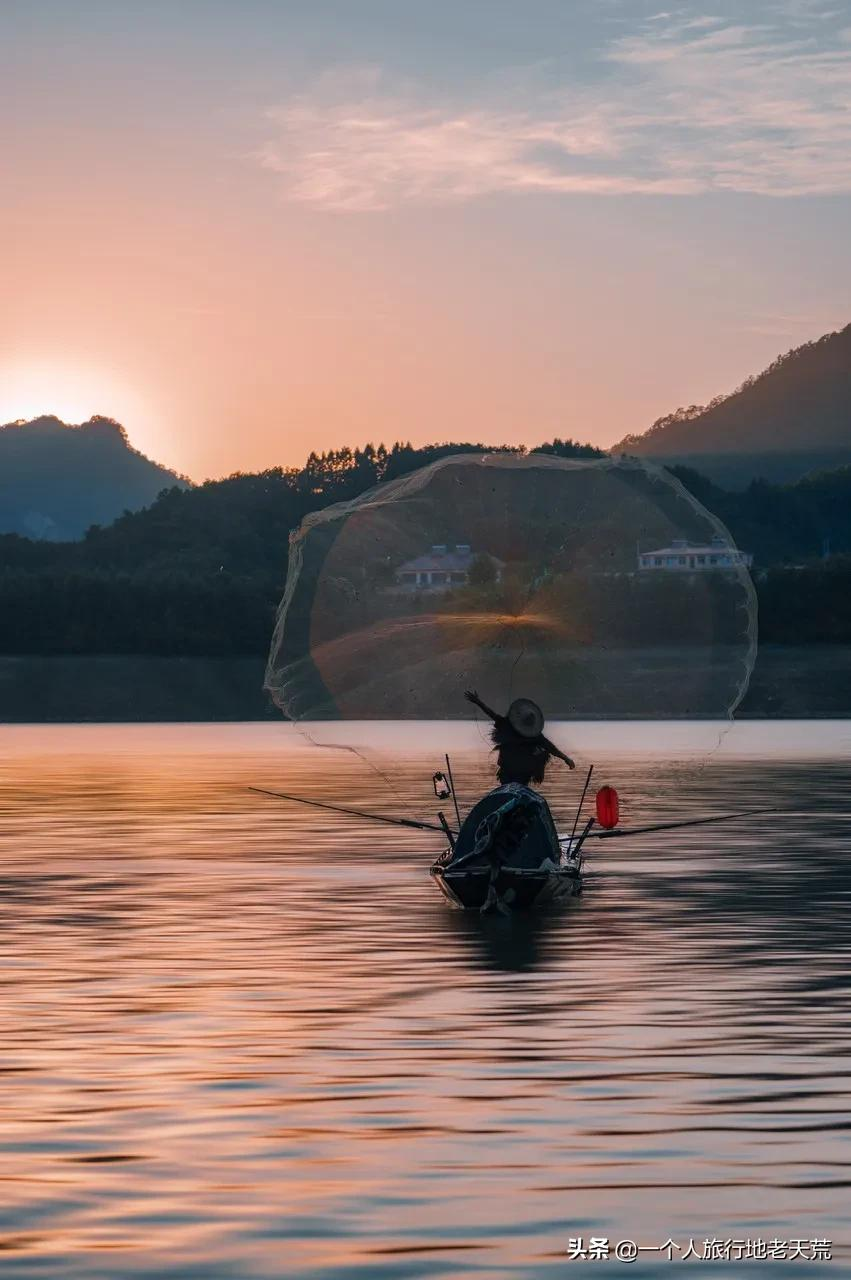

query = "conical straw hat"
[506, 698, 544, 739]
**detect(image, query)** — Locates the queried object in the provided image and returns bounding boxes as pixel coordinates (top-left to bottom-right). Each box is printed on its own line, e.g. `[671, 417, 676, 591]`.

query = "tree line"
[3, 437, 851, 656]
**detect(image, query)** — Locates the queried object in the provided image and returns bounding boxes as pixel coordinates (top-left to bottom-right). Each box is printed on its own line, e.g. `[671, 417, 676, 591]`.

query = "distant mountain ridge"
[613, 324, 851, 486]
[0, 415, 189, 540]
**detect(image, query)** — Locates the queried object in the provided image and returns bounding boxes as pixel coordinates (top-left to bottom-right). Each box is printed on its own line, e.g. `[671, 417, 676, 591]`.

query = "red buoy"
[595, 785, 619, 829]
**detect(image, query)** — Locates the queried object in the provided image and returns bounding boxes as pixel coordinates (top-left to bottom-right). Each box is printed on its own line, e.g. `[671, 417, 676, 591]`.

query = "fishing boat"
[251, 766, 775, 916]
[426, 762, 604, 914]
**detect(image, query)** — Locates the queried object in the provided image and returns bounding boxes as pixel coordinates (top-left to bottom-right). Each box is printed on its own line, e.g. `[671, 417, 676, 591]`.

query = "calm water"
[1, 722, 849, 1279]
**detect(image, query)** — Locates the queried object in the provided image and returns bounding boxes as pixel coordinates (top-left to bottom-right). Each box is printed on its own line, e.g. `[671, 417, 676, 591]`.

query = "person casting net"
[261, 454, 761, 912]
[448, 691, 574, 875]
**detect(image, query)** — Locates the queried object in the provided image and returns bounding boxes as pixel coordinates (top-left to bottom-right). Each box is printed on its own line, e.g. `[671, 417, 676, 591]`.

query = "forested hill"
[0, 415, 189, 540]
[0, 437, 602, 654]
[613, 324, 851, 485]
[0, 438, 602, 577]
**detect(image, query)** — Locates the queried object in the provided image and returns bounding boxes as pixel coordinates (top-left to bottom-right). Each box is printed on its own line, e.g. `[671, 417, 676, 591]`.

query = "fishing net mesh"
[265, 453, 757, 726]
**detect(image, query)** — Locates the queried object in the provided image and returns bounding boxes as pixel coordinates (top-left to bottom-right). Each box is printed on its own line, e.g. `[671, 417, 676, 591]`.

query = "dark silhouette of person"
[450, 692, 575, 871]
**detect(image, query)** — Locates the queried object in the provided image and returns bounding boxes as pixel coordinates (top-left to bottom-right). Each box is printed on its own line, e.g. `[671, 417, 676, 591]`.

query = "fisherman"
[450, 690, 575, 872]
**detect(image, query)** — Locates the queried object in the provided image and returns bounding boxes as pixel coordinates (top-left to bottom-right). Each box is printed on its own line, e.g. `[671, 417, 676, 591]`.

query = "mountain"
[0, 416, 190, 540]
[613, 324, 851, 487]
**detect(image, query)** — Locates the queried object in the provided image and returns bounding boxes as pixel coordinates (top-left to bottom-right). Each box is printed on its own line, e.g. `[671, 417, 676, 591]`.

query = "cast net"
[265, 453, 756, 726]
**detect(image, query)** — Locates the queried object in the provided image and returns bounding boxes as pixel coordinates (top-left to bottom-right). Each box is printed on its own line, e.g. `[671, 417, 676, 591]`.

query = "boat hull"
[430, 838, 583, 913]
[430, 864, 581, 912]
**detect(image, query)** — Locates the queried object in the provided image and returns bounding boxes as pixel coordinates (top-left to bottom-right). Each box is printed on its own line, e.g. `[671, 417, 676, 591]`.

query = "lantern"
[595, 785, 619, 829]
[432, 771, 451, 800]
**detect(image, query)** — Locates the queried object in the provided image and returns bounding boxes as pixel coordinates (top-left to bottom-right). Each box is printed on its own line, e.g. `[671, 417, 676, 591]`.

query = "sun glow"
[0, 359, 161, 460]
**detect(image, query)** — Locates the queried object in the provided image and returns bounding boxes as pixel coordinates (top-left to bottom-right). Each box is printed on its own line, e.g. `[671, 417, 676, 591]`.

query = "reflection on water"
[0, 723, 849, 1278]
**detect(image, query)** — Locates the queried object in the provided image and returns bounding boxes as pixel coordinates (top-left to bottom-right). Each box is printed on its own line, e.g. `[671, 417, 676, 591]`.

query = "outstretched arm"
[464, 689, 500, 723]
[541, 735, 576, 769]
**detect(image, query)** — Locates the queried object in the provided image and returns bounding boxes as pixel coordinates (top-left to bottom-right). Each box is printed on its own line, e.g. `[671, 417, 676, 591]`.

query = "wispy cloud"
[739, 310, 843, 337]
[257, 13, 851, 210]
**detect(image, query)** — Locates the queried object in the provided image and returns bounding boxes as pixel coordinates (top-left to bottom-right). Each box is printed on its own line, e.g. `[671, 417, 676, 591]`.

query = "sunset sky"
[3, 0, 850, 480]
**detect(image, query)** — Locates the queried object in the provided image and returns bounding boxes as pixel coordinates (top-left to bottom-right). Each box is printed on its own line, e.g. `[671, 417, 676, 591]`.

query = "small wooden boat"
[430, 836, 583, 913]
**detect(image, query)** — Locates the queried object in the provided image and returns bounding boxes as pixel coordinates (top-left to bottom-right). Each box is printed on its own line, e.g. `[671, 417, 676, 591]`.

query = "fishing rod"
[568, 763, 594, 848]
[249, 786, 451, 834]
[444, 753, 462, 829]
[588, 806, 779, 840]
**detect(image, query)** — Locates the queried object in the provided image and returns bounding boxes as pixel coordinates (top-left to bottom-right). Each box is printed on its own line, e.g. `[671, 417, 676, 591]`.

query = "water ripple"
[0, 723, 849, 1277]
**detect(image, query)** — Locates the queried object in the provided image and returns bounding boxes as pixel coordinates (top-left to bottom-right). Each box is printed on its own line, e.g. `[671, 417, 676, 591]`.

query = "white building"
[394, 544, 504, 591]
[638, 536, 752, 572]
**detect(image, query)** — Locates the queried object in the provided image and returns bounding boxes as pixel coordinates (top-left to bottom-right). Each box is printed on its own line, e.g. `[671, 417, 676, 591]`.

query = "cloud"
[738, 310, 846, 338]
[257, 16, 851, 210]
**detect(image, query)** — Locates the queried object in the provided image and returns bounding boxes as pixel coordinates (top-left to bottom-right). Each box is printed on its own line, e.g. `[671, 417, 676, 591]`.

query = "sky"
[2, 0, 850, 480]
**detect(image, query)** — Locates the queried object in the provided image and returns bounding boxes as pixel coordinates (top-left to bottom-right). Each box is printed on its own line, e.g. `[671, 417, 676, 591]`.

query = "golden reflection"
[308, 608, 574, 664]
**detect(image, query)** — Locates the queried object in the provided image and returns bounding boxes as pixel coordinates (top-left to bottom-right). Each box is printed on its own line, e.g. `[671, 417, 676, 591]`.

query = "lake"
[0, 722, 849, 1278]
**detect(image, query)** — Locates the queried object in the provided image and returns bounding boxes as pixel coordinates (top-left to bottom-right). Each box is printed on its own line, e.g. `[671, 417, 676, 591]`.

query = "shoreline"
[2, 645, 851, 722]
